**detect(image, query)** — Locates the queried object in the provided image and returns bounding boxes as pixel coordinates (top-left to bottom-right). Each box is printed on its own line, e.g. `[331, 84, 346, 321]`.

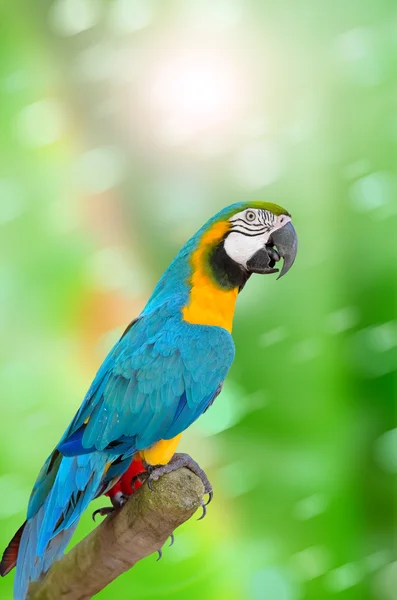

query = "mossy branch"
[27, 468, 204, 600]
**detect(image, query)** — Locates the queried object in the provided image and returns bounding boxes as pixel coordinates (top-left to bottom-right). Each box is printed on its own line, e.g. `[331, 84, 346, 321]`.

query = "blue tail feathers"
[12, 451, 109, 599]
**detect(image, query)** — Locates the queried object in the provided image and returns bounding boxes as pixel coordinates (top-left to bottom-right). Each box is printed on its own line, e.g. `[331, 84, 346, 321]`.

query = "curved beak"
[269, 221, 298, 279]
[245, 221, 298, 278]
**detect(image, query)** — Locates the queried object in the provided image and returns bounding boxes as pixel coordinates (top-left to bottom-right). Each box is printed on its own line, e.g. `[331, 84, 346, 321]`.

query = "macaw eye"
[245, 210, 256, 222]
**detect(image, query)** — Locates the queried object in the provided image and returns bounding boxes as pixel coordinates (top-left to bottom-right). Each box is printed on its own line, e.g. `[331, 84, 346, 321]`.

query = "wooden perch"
[27, 468, 205, 600]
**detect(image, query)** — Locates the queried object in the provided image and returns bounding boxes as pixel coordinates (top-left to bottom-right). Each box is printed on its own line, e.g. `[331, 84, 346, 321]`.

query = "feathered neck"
[143, 218, 246, 331]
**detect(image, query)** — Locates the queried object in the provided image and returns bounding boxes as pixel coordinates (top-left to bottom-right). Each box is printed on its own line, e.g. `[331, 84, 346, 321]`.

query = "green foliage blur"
[0, 1, 396, 599]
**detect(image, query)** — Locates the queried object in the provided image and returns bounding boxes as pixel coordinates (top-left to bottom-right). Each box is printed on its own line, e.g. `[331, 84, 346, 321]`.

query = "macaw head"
[145, 201, 298, 313]
[201, 201, 298, 290]
[223, 201, 297, 279]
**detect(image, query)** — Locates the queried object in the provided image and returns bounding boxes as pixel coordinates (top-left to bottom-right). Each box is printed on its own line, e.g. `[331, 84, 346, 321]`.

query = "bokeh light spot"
[373, 562, 397, 600]
[374, 428, 397, 474]
[237, 274, 271, 309]
[366, 323, 396, 353]
[290, 546, 331, 580]
[250, 566, 301, 600]
[324, 307, 359, 334]
[343, 159, 371, 180]
[336, 29, 371, 62]
[145, 50, 246, 145]
[165, 532, 197, 563]
[76, 146, 126, 193]
[177, 0, 244, 33]
[259, 326, 288, 347]
[240, 538, 283, 570]
[218, 460, 259, 497]
[0, 475, 30, 518]
[3, 70, 27, 93]
[148, 174, 212, 228]
[350, 172, 392, 213]
[49, 0, 101, 36]
[365, 551, 391, 573]
[0, 180, 25, 224]
[325, 563, 363, 592]
[285, 116, 316, 145]
[293, 493, 329, 520]
[291, 339, 321, 363]
[234, 140, 284, 190]
[244, 116, 269, 138]
[24, 410, 50, 431]
[16, 100, 67, 148]
[351, 324, 397, 378]
[335, 28, 382, 86]
[86, 246, 149, 293]
[76, 44, 115, 82]
[46, 198, 80, 233]
[109, 0, 153, 33]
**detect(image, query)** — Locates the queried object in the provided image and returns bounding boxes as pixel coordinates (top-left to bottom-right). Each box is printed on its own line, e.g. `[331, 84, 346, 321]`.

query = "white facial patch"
[224, 208, 291, 267]
[224, 230, 271, 267]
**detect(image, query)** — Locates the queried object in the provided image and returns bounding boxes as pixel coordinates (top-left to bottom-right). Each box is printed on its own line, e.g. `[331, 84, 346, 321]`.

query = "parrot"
[0, 201, 297, 599]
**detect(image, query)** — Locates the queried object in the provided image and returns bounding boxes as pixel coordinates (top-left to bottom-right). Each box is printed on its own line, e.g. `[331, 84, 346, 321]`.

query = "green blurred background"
[0, 1, 396, 599]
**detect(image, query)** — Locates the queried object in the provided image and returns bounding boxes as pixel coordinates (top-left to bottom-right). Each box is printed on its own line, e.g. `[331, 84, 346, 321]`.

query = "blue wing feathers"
[80, 314, 234, 452]
[58, 428, 94, 456]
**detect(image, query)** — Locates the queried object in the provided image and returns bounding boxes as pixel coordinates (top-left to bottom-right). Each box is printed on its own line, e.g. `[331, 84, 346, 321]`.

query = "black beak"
[246, 222, 298, 279]
[271, 221, 298, 279]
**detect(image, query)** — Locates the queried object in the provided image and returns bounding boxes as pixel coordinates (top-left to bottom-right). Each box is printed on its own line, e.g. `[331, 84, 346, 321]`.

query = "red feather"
[106, 457, 145, 500]
[0, 521, 26, 577]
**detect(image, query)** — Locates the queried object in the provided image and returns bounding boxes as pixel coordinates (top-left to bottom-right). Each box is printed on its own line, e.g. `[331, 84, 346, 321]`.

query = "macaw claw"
[197, 500, 207, 521]
[130, 471, 149, 489]
[156, 533, 175, 561]
[92, 506, 115, 522]
[92, 492, 128, 522]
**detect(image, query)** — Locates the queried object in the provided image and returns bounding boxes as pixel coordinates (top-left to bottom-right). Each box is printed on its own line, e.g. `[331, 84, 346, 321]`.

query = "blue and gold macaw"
[1, 202, 297, 598]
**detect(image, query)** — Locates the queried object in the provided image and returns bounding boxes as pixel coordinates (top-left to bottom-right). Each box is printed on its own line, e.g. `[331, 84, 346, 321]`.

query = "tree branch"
[27, 468, 205, 600]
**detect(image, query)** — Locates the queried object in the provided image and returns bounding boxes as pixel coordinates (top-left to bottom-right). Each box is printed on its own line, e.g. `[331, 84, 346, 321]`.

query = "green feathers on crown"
[224, 201, 291, 219]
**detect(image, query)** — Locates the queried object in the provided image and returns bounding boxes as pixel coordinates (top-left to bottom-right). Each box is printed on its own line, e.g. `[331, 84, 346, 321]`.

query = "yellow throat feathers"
[182, 220, 238, 333]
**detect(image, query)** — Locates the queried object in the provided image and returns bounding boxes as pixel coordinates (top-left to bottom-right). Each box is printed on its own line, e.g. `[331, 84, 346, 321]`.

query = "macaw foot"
[92, 492, 128, 522]
[133, 453, 213, 520]
[156, 533, 175, 561]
